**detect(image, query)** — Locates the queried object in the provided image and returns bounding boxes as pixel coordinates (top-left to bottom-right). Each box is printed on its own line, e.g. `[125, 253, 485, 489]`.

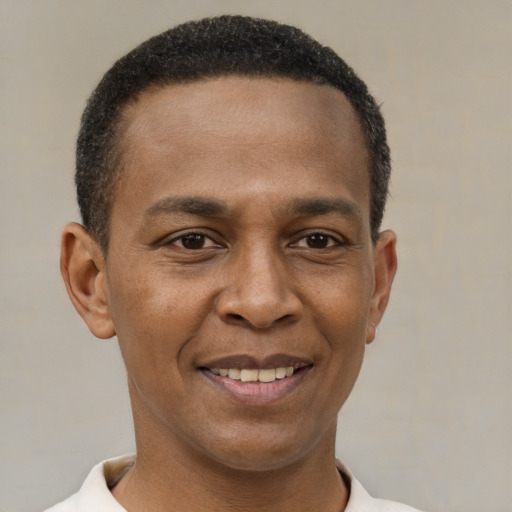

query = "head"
[76, 15, 390, 252]
[61, 16, 397, 473]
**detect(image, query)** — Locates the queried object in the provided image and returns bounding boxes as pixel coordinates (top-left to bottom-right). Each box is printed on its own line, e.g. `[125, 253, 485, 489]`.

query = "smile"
[209, 367, 296, 383]
[200, 358, 312, 404]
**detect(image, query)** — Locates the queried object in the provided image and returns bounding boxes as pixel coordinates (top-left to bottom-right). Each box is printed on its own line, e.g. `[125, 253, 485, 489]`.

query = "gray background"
[1, 1, 511, 511]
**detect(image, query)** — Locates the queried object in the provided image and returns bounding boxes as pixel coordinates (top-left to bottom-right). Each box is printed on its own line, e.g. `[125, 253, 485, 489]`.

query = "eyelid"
[289, 231, 346, 248]
[174, 236, 218, 249]
[163, 230, 224, 249]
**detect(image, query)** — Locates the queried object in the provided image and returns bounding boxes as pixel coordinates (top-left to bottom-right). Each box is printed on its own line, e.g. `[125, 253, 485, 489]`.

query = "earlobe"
[367, 230, 398, 344]
[60, 222, 116, 339]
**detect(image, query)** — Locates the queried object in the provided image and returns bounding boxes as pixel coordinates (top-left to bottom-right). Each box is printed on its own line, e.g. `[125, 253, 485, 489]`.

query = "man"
[48, 15, 422, 511]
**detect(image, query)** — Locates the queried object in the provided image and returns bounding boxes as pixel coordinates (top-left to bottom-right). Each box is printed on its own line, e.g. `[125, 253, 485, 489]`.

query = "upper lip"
[199, 353, 313, 370]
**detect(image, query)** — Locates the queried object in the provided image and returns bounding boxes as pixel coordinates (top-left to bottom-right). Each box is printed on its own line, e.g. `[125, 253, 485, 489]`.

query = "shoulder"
[43, 455, 135, 512]
[337, 460, 427, 512]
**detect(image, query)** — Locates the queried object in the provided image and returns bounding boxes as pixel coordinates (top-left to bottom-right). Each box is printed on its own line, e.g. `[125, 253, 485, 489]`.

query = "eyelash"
[291, 233, 343, 249]
[168, 232, 220, 250]
[167, 231, 344, 250]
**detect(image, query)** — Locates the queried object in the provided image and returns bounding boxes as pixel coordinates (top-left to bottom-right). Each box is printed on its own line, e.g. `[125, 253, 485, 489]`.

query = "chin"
[208, 447, 305, 473]
[196, 422, 331, 473]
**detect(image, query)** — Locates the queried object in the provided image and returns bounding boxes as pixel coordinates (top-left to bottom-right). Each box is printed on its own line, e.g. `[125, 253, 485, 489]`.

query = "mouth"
[198, 355, 313, 403]
[208, 365, 304, 383]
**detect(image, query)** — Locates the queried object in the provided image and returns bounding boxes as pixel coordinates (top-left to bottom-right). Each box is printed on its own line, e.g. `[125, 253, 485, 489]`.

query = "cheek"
[106, 267, 209, 378]
[319, 305, 368, 413]
[310, 266, 372, 394]
[309, 264, 374, 332]
[109, 260, 206, 329]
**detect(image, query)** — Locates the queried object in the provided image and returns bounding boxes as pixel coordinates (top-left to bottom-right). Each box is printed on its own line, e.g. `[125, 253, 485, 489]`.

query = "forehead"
[120, 76, 364, 152]
[113, 76, 369, 220]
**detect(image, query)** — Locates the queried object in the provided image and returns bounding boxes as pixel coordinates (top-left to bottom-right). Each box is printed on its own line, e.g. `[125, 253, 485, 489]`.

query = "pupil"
[307, 234, 328, 248]
[182, 234, 204, 249]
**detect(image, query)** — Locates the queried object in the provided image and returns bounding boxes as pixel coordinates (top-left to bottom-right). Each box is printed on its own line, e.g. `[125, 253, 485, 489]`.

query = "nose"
[216, 245, 303, 329]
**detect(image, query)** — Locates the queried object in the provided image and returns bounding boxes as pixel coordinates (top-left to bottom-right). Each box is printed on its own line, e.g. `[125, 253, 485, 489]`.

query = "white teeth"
[240, 369, 259, 382]
[210, 366, 298, 383]
[258, 369, 276, 383]
[228, 368, 241, 380]
[275, 367, 286, 379]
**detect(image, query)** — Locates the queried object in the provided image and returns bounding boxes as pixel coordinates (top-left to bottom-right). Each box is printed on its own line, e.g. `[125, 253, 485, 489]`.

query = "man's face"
[100, 77, 394, 470]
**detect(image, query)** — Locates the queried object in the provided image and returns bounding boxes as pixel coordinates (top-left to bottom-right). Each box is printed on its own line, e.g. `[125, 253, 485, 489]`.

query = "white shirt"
[44, 455, 425, 512]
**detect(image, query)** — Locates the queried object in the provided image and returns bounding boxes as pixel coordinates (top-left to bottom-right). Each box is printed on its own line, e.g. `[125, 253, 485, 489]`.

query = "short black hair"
[76, 15, 391, 250]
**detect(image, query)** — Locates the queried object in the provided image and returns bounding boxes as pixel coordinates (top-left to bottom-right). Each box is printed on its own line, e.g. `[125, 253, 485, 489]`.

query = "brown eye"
[305, 234, 331, 248]
[180, 234, 206, 249]
[291, 233, 340, 249]
[167, 232, 223, 251]
[169, 233, 222, 250]
[165, 232, 223, 252]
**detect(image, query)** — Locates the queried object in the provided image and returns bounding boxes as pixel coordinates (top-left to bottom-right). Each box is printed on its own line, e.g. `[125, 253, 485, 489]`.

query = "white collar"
[45, 454, 423, 511]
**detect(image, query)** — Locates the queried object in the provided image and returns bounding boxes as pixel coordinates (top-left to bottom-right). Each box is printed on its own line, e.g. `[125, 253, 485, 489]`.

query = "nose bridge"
[243, 241, 284, 300]
[218, 237, 302, 328]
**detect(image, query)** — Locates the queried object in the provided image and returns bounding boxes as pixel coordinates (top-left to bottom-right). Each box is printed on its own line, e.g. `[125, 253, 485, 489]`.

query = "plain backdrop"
[1, 1, 511, 511]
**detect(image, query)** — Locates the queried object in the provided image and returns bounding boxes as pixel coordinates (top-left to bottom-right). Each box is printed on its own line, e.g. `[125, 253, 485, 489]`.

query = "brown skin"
[61, 77, 397, 512]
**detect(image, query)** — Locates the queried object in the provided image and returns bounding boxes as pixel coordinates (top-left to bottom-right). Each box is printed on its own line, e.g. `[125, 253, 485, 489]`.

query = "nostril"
[225, 311, 296, 329]
[276, 313, 293, 323]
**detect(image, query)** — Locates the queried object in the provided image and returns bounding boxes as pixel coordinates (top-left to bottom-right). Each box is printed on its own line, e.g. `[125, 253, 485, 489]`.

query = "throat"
[111, 454, 348, 512]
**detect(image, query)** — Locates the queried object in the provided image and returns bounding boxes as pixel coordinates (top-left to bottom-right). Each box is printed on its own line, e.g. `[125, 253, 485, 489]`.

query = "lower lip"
[200, 366, 312, 404]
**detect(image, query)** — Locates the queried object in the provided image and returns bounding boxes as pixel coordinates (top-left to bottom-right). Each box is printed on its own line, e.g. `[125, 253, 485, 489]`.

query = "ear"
[60, 222, 116, 339]
[367, 230, 397, 344]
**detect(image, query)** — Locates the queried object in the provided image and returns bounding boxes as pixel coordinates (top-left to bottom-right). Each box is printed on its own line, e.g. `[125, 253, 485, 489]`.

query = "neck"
[112, 401, 348, 512]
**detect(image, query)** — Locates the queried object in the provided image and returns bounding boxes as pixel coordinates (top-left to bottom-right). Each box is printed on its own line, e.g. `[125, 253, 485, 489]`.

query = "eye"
[293, 233, 341, 249]
[170, 233, 220, 250]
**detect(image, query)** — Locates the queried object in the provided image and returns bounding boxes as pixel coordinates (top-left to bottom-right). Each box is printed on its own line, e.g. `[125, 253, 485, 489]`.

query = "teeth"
[258, 369, 276, 383]
[275, 367, 286, 379]
[228, 368, 241, 380]
[210, 366, 298, 383]
[240, 369, 259, 382]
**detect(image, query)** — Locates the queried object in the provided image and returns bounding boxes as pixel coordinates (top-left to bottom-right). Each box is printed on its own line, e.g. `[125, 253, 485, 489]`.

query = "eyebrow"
[144, 195, 363, 223]
[145, 196, 227, 217]
[290, 197, 363, 222]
